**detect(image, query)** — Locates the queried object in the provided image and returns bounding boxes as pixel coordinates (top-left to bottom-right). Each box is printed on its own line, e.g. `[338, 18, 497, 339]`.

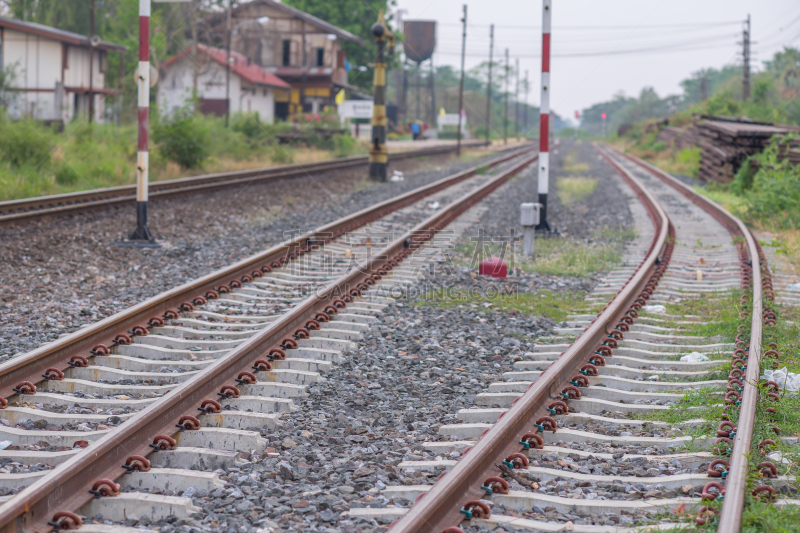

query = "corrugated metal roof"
[0, 16, 127, 51]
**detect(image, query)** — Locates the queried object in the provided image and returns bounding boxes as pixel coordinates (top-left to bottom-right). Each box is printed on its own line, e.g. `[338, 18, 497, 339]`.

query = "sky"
[393, 0, 800, 122]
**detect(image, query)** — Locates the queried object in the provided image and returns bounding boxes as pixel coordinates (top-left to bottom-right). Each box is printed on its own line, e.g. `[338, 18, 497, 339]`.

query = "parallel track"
[0, 141, 490, 225]
[0, 147, 536, 532]
[360, 144, 776, 532]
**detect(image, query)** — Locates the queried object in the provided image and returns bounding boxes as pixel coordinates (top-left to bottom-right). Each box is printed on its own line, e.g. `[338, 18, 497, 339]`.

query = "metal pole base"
[535, 193, 550, 232]
[117, 201, 159, 247]
[369, 162, 387, 182]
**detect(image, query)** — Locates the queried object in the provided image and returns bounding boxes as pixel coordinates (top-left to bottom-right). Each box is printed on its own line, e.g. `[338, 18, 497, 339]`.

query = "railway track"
[0, 146, 536, 532]
[338, 144, 792, 532]
[0, 141, 490, 225]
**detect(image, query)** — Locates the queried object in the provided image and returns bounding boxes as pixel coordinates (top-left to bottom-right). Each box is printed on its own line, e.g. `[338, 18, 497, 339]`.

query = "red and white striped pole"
[130, 0, 154, 242]
[536, 0, 551, 231]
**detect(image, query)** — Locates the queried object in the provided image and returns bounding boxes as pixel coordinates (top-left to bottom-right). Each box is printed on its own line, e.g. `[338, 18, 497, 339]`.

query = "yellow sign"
[335, 89, 345, 105]
[439, 107, 446, 116]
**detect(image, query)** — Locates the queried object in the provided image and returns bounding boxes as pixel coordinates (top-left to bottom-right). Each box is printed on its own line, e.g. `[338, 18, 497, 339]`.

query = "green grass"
[454, 227, 634, 278]
[0, 111, 366, 201]
[557, 176, 599, 206]
[410, 288, 587, 323]
[561, 150, 591, 173]
[662, 290, 742, 341]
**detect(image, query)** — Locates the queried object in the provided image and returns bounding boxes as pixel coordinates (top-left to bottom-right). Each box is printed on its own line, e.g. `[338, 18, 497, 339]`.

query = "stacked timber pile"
[775, 136, 800, 165]
[656, 126, 682, 146]
[693, 117, 800, 183]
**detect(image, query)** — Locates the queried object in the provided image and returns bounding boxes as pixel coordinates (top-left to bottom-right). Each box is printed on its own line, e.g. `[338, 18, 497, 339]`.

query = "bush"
[330, 134, 356, 158]
[153, 107, 210, 169]
[231, 111, 266, 140]
[731, 135, 800, 228]
[271, 145, 294, 164]
[0, 118, 53, 168]
[55, 164, 81, 185]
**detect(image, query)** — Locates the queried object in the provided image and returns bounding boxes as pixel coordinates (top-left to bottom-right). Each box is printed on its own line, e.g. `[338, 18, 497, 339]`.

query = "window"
[99, 51, 107, 73]
[282, 40, 291, 66]
[316, 48, 324, 67]
[263, 89, 267, 97]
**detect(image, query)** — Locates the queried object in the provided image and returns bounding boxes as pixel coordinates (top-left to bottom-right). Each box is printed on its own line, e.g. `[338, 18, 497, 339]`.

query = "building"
[158, 44, 291, 122]
[0, 16, 126, 123]
[197, 0, 366, 119]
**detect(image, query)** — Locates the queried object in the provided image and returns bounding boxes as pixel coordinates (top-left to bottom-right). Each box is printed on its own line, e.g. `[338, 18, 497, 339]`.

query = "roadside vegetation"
[0, 108, 365, 202]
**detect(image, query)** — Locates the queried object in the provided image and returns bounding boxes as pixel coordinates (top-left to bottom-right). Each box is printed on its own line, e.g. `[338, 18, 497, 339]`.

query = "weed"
[411, 288, 587, 323]
[562, 150, 590, 173]
[557, 176, 599, 206]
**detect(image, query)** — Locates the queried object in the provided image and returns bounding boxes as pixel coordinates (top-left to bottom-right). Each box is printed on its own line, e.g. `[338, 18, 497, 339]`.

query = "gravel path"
[473, 140, 633, 240]
[0, 151, 501, 361]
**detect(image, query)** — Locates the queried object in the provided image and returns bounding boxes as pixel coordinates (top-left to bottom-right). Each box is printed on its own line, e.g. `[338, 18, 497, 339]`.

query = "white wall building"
[0, 16, 127, 123]
[158, 44, 291, 122]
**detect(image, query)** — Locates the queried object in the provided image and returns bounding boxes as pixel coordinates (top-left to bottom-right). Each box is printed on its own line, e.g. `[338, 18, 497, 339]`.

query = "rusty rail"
[0, 150, 538, 533]
[0, 141, 494, 224]
[389, 145, 671, 532]
[608, 146, 763, 533]
[0, 146, 531, 405]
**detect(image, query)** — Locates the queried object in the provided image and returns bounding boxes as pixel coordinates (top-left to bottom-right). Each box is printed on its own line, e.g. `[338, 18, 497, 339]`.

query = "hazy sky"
[394, 0, 800, 121]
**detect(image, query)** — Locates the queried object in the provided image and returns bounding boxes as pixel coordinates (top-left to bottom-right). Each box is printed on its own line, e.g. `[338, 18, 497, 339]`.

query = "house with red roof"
[158, 44, 291, 122]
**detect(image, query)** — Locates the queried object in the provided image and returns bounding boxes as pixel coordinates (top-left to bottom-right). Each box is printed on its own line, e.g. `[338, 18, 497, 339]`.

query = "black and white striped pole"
[369, 12, 389, 181]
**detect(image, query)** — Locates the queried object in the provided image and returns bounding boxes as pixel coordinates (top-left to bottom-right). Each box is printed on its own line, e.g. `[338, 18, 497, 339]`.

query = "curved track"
[354, 145, 775, 532]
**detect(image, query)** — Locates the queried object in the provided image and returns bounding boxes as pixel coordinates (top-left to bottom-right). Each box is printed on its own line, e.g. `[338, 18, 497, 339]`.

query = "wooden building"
[198, 0, 366, 119]
[0, 16, 126, 123]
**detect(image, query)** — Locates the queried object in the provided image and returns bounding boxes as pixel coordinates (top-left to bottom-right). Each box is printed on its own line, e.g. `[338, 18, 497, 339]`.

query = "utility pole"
[515, 57, 520, 141]
[416, 63, 421, 120]
[536, 0, 551, 232]
[485, 24, 494, 143]
[429, 57, 436, 127]
[503, 48, 509, 145]
[742, 14, 751, 100]
[456, 4, 467, 156]
[700, 74, 708, 101]
[127, 0, 155, 244]
[88, 0, 95, 123]
[225, 0, 232, 127]
[368, 11, 390, 181]
[301, 21, 307, 111]
[524, 70, 529, 136]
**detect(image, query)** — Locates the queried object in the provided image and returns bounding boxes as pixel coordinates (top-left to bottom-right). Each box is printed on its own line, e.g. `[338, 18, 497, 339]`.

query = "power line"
[435, 21, 742, 30]
[436, 32, 739, 59]
[436, 41, 739, 60]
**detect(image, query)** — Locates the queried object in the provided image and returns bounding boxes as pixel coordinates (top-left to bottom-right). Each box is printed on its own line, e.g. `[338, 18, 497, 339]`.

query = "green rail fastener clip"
[459, 508, 473, 519]
[481, 485, 493, 495]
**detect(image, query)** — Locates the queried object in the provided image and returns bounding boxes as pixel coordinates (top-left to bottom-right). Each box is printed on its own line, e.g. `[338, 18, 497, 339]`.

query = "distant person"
[411, 121, 420, 141]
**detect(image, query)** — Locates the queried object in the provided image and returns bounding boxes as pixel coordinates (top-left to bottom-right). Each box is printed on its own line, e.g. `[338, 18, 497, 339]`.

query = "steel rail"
[608, 146, 762, 533]
[0, 146, 532, 404]
[0, 141, 493, 224]
[0, 151, 539, 533]
[390, 145, 671, 533]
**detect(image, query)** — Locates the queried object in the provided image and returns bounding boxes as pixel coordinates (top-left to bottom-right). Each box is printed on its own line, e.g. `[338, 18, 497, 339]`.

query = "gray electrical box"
[520, 203, 542, 227]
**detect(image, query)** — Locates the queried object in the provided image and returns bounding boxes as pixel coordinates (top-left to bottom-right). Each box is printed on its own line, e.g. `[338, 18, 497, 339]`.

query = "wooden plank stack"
[655, 116, 800, 183]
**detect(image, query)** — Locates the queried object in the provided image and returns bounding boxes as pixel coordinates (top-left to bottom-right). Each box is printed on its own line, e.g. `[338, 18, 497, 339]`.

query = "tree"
[283, 0, 396, 90]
